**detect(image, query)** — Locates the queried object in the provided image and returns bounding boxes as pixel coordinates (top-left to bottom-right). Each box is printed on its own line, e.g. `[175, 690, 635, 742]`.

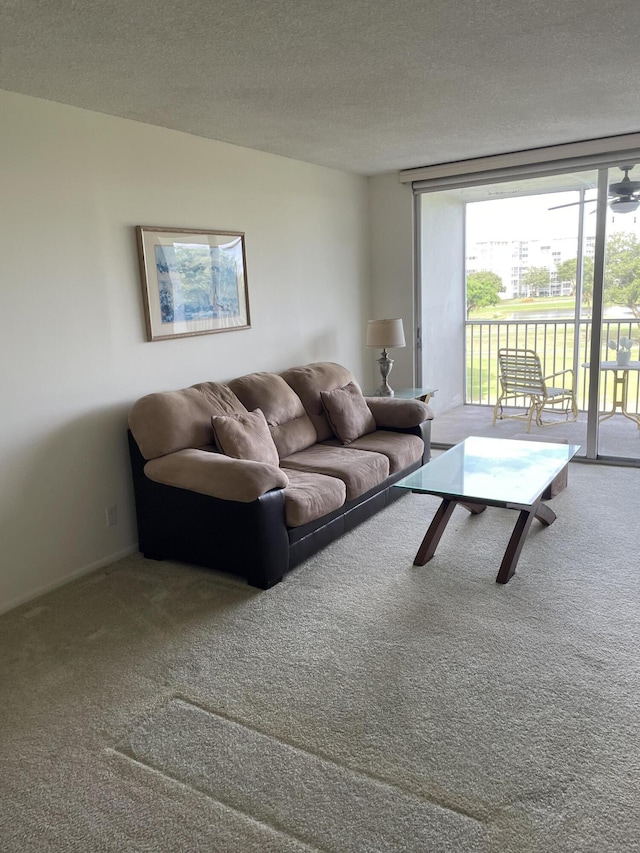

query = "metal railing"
[466, 318, 640, 412]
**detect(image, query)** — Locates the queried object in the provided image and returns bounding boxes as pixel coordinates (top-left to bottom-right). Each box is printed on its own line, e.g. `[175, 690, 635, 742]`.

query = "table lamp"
[366, 318, 406, 396]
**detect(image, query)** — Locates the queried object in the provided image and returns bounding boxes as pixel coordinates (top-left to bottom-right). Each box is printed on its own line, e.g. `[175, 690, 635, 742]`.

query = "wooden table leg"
[415, 493, 557, 583]
[535, 502, 556, 526]
[413, 499, 456, 566]
[460, 502, 487, 515]
[496, 502, 542, 585]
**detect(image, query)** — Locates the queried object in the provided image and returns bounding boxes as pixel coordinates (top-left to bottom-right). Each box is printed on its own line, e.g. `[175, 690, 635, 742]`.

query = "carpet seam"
[105, 746, 327, 853]
[170, 692, 487, 826]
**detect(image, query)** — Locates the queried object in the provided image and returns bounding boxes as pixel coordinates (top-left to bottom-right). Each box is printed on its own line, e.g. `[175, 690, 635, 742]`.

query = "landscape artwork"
[136, 227, 251, 341]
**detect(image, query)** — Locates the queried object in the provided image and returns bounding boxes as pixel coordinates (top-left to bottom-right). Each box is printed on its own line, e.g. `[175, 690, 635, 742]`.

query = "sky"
[467, 192, 638, 246]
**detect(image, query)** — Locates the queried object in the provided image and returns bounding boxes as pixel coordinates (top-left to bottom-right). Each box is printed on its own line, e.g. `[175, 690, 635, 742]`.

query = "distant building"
[466, 236, 581, 299]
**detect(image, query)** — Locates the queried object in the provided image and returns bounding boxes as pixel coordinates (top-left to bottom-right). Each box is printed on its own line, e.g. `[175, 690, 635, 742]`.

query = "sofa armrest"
[364, 397, 433, 429]
[144, 449, 289, 502]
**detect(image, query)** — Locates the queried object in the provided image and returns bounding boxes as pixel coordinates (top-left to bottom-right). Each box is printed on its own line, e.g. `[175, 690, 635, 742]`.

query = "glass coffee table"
[395, 436, 580, 584]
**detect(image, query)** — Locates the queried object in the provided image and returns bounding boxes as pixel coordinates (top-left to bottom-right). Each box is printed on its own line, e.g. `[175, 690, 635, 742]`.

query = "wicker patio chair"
[492, 347, 578, 432]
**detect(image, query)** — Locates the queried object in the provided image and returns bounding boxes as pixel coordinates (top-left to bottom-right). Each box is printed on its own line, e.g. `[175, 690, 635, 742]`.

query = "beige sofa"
[128, 362, 433, 588]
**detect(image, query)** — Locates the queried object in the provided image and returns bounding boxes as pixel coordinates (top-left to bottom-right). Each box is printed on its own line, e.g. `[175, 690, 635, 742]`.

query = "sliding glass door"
[595, 164, 640, 460]
[418, 161, 640, 463]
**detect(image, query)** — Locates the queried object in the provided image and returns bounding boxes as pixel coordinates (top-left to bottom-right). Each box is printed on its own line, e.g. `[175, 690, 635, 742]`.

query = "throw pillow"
[320, 382, 376, 445]
[211, 408, 280, 467]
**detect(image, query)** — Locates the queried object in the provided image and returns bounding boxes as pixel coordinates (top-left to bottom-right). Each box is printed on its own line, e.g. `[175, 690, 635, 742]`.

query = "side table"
[363, 387, 437, 403]
[582, 361, 640, 428]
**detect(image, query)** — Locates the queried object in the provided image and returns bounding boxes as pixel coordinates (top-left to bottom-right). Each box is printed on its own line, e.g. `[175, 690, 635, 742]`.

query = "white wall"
[369, 172, 465, 414]
[369, 176, 467, 413]
[368, 174, 415, 388]
[0, 90, 370, 613]
[420, 194, 466, 414]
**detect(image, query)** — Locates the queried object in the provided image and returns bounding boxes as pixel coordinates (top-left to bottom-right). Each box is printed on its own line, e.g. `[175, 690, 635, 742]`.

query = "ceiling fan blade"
[548, 199, 596, 210]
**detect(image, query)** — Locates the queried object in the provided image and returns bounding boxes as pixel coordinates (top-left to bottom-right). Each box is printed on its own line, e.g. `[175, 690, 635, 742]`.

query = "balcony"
[429, 318, 640, 460]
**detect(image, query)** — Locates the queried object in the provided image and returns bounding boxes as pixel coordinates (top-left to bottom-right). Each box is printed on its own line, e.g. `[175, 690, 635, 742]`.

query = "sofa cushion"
[320, 382, 377, 445]
[365, 396, 434, 428]
[281, 362, 357, 442]
[129, 381, 247, 460]
[211, 409, 280, 467]
[322, 430, 424, 474]
[280, 444, 389, 500]
[229, 372, 317, 458]
[282, 469, 346, 528]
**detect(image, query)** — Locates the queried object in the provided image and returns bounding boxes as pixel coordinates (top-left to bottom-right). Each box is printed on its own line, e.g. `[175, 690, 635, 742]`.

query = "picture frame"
[135, 226, 251, 341]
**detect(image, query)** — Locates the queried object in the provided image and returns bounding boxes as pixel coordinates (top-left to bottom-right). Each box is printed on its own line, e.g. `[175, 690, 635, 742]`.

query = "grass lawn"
[465, 307, 640, 412]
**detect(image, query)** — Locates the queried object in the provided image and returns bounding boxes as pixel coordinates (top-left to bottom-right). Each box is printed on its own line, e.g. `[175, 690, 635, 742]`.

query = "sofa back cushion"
[320, 382, 377, 444]
[281, 362, 358, 442]
[129, 381, 246, 460]
[211, 408, 280, 467]
[228, 372, 317, 458]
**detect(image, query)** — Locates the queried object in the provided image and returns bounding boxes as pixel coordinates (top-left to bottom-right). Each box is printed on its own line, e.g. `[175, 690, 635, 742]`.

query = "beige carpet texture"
[1, 461, 639, 852]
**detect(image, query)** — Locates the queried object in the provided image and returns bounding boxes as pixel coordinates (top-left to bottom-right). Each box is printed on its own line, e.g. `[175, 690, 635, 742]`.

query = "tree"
[466, 271, 504, 314]
[520, 266, 551, 296]
[556, 256, 594, 306]
[558, 234, 640, 315]
[555, 257, 578, 292]
[604, 232, 640, 318]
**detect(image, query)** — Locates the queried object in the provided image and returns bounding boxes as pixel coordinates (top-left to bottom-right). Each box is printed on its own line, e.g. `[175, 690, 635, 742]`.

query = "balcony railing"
[466, 318, 640, 412]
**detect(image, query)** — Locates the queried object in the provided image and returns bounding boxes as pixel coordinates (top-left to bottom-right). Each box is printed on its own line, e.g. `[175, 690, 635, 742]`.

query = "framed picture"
[135, 226, 251, 341]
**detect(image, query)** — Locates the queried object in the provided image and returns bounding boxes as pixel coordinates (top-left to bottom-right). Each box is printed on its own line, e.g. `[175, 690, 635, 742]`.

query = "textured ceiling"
[2, 0, 640, 175]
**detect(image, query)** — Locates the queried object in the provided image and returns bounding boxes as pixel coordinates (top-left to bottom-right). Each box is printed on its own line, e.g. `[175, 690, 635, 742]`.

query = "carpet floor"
[1, 461, 639, 852]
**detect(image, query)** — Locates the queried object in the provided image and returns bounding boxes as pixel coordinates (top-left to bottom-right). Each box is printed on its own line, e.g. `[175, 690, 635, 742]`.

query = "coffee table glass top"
[396, 436, 581, 507]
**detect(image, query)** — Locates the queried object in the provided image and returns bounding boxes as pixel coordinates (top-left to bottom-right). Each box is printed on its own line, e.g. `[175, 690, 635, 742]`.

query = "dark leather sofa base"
[128, 422, 430, 590]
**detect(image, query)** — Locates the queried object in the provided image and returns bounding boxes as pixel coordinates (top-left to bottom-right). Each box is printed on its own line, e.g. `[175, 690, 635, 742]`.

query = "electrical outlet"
[105, 505, 118, 527]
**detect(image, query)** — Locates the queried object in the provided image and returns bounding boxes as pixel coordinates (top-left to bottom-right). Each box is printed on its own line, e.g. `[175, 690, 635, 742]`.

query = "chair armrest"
[544, 368, 574, 384]
[144, 449, 289, 502]
[364, 396, 433, 429]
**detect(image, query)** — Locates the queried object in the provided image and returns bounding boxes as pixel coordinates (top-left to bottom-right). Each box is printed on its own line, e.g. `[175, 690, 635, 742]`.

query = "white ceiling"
[2, 0, 640, 176]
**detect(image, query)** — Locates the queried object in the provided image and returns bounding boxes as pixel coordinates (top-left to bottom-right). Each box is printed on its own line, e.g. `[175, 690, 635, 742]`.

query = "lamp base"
[376, 350, 395, 396]
[375, 382, 394, 397]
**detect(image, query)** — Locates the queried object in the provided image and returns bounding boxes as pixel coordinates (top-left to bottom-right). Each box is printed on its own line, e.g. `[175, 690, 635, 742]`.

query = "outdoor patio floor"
[430, 404, 640, 462]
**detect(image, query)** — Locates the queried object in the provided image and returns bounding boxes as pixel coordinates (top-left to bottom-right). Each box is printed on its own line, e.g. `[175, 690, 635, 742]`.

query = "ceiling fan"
[549, 166, 640, 213]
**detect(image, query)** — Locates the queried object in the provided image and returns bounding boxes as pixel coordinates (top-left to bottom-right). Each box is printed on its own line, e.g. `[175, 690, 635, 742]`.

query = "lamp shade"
[366, 318, 406, 349]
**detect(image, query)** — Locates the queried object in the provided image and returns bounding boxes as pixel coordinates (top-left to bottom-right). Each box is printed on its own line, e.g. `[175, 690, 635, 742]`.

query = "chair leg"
[534, 401, 545, 428]
[527, 397, 538, 432]
[536, 393, 579, 428]
[492, 394, 504, 424]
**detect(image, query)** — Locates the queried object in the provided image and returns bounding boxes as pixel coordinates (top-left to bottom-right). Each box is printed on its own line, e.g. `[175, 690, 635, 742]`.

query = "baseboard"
[0, 544, 139, 617]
